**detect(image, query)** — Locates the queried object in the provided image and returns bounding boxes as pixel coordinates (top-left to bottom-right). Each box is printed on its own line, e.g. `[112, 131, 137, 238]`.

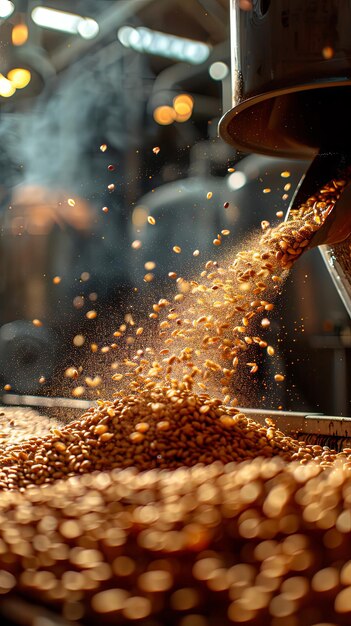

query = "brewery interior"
[1, 2, 351, 626]
[1, 0, 349, 418]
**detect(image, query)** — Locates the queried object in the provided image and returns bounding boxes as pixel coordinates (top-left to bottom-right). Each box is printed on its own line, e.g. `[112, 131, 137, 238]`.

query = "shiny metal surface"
[219, 0, 351, 158]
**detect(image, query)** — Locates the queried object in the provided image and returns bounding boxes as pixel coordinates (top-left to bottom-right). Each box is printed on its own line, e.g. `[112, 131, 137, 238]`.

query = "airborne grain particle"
[73, 334, 85, 347]
[85, 376, 102, 388]
[131, 239, 142, 249]
[145, 261, 156, 271]
[65, 367, 79, 379]
[86, 310, 97, 320]
[144, 273, 154, 282]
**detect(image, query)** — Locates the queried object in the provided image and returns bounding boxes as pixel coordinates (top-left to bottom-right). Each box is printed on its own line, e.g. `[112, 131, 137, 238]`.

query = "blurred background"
[0, 0, 350, 415]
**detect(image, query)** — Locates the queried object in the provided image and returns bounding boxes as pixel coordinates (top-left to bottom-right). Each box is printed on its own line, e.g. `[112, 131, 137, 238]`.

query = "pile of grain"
[1, 457, 351, 625]
[0, 384, 341, 491]
[0, 407, 59, 446]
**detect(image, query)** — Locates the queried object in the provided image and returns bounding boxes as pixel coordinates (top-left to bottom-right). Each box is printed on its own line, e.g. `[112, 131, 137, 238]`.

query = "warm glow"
[12, 23, 29, 46]
[173, 101, 192, 116]
[173, 94, 194, 109]
[0, 74, 16, 97]
[153, 105, 176, 126]
[7, 68, 31, 89]
[174, 109, 192, 123]
[173, 94, 193, 122]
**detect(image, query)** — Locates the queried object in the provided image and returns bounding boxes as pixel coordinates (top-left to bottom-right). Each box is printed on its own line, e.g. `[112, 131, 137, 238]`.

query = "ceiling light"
[7, 68, 31, 89]
[173, 95, 194, 122]
[174, 101, 191, 116]
[0, 0, 14, 19]
[0, 74, 16, 97]
[118, 26, 210, 65]
[31, 6, 99, 39]
[174, 109, 192, 123]
[12, 23, 29, 46]
[209, 61, 229, 81]
[77, 18, 100, 40]
[173, 94, 194, 112]
[153, 106, 176, 126]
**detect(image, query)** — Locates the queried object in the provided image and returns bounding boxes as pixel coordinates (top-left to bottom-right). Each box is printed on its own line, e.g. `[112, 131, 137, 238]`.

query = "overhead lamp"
[12, 23, 29, 46]
[209, 61, 229, 81]
[7, 68, 31, 89]
[173, 94, 193, 115]
[174, 109, 192, 123]
[0, 74, 16, 97]
[173, 94, 194, 109]
[173, 94, 193, 122]
[153, 106, 176, 126]
[31, 6, 99, 40]
[117, 26, 211, 65]
[0, 0, 14, 19]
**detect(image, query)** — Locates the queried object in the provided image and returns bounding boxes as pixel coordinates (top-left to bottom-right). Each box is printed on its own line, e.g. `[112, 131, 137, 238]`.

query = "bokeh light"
[7, 68, 31, 89]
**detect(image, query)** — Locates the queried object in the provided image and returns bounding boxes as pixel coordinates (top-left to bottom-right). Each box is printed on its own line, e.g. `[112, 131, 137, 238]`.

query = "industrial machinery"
[219, 0, 351, 440]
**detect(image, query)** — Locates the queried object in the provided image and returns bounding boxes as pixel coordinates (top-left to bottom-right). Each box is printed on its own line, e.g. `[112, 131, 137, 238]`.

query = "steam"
[0, 42, 144, 195]
[0, 42, 149, 295]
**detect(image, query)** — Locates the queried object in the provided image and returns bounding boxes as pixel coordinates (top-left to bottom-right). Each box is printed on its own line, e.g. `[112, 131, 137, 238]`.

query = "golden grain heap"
[1, 174, 351, 625]
[1, 453, 351, 625]
[1, 384, 349, 492]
